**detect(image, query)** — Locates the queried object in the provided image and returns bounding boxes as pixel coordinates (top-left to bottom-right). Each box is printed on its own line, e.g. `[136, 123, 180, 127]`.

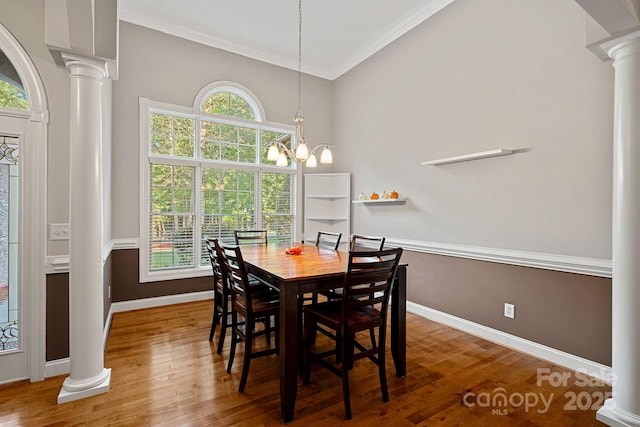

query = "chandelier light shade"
[267, 0, 333, 168]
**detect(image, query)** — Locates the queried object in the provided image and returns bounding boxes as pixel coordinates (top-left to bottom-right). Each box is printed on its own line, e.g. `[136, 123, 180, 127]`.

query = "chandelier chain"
[297, 0, 303, 118]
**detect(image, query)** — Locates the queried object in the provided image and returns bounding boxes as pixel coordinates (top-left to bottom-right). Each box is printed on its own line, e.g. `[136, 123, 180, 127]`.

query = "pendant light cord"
[297, 0, 303, 118]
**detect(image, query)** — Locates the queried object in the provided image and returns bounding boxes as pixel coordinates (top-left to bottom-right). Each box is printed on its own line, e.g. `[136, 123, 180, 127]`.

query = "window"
[140, 83, 298, 282]
[0, 49, 28, 111]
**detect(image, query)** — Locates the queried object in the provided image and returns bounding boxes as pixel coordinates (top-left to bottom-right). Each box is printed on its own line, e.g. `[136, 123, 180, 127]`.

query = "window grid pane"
[150, 113, 195, 157]
[146, 94, 295, 276]
[149, 163, 195, 270]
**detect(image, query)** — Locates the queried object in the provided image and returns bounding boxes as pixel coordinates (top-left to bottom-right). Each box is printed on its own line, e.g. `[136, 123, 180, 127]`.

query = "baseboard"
[45, 358, 70, 378]
[110, 290, 214, 314]
[407, 301, 612, 383]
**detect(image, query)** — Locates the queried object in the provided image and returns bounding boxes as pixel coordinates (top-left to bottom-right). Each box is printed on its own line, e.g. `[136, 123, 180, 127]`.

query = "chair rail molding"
[47, 238, 141, 274]
[384, 237, 611, 278]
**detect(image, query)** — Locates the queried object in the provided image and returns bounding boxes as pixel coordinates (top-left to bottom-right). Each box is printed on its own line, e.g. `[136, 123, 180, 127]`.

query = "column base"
[597, 399, 640, 427]
[57, 368, 111, 404]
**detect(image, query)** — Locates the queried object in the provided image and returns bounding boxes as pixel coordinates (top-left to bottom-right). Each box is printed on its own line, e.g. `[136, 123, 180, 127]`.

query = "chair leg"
[209, 310, 219, 342]
[216, 310, 228, 354]
[227, 311, 238, 373]
[378, 329, 389, 402]
[239, 322, 253, 393]
[369, 328, 377, 348]
[303, 313, 314, 385]
[264, 316, 271, 346]
[341, 334, 354, 420]
[210, 292, 222, 341]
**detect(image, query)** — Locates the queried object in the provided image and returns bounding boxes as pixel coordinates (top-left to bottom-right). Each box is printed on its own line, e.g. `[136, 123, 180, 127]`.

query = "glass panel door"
[0, 116, 27, 383]
[0, 134, 18, 353]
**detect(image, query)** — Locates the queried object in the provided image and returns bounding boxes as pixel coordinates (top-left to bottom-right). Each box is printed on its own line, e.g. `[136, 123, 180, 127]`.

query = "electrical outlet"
[504, 303, 515, 319]
[49, 223, 70, 240]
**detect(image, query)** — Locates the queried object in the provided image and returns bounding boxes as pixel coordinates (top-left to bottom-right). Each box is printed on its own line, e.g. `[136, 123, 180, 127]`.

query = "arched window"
[201, 91, 255, 120]
[0, 50, 28, 111]
[140, 82, 297, 282]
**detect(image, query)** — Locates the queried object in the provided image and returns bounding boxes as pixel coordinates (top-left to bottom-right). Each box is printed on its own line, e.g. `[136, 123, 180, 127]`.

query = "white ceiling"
[119, 0, 455, 80]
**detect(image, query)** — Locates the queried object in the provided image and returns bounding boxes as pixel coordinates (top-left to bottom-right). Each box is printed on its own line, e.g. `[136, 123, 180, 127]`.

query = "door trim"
[0, 22, 49, 382]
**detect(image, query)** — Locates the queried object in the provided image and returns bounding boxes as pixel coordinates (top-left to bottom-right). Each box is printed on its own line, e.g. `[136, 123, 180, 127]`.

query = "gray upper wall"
[333, 0, 614, 259]
[111, 22, 334, 239]
[1, 0, 616, 261]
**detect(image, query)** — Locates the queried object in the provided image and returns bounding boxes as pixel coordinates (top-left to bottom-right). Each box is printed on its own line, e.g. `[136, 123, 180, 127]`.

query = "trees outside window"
[141, 84, 297, 282]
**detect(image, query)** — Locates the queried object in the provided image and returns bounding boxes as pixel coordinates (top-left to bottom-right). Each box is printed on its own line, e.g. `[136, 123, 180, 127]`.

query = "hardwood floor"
[0, 300, 607, 426]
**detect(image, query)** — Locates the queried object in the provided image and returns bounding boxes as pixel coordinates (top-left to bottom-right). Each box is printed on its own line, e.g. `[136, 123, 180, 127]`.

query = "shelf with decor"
[352, 197, 407, 205]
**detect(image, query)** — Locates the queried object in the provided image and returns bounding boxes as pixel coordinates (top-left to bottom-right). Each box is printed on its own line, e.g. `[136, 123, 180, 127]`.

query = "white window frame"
[139, 84, 300, 283]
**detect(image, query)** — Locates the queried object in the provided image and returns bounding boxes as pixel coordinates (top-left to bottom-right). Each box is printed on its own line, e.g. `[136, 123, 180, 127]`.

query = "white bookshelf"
[304, 173, 350, 249]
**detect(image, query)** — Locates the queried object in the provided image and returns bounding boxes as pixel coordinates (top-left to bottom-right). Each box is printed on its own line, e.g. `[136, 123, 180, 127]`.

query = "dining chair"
[219, 241, 280, 393]
[234, 230, 268, 246]
[302, 247, 403, 419]
[350, 234, 385, 251]
[204, 236, 230, 354]
[316, 231, 342, 250]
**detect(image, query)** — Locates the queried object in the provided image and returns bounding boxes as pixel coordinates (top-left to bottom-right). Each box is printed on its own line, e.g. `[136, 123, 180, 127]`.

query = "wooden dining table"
[239, 242, 407, 423]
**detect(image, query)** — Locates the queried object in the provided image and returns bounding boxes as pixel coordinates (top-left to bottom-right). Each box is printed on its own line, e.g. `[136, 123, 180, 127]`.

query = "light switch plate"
[50, 223, 70, 240]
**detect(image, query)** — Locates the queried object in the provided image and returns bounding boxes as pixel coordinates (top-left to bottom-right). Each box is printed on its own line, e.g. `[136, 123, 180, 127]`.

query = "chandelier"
[266, 0, 333, 168]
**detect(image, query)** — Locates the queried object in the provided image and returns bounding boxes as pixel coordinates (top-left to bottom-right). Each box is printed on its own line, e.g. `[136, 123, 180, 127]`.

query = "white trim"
[332, 0, 457, 79]
[104, 303, 113, 351]
[46, 256, 70, 274]
[110, 290, 214, 313]
[0, 21, 49, 382]
[112, 238, 139, 250]
[102, 240, 113, 264]
[120, 0, 457, 80]
[192, 81, 266, 121]
[45, 358, 70, 378]
[407, 301, 612, 384]
[385, 237, 612, 278]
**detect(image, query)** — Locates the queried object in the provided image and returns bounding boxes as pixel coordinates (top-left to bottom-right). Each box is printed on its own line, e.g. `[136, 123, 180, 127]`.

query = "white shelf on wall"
[422, 148, 513, 166]
[304, 173, 351, 249]
[352, 197, 407, 205]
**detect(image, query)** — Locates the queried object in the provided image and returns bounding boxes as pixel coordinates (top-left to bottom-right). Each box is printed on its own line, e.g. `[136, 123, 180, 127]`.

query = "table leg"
[279, 283, 298, 423]
[390, 265, 407, 377]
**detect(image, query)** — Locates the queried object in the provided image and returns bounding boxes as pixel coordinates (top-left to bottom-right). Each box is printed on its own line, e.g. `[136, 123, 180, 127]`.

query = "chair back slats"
[341, 247, 403, 317]
[316, 231, 342, 250]
[204, 237, 223, 279]
[234, 230, 268, 246]
[218, 241, 254, 312]
[351, 234, 385, 251]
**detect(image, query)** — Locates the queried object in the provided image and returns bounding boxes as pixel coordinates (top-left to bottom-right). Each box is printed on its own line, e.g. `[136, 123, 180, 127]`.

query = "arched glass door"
[0, 48, 28, 383]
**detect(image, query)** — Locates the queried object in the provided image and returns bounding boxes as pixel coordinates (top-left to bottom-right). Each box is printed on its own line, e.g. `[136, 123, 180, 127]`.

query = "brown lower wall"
[110, 249, 213, 301]
[403, 250, 612, 366]
[45, 273, 70, 361]
[45, 248, 611, 366]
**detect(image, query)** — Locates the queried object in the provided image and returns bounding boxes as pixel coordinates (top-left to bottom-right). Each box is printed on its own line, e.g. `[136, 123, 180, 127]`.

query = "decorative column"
[597, 31, 640, 427]
[57, 53, 111, 404]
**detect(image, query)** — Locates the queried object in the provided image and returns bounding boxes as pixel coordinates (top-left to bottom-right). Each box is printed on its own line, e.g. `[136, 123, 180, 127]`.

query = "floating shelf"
[352, 197, 407, 205]
[422, 148, 513, 166]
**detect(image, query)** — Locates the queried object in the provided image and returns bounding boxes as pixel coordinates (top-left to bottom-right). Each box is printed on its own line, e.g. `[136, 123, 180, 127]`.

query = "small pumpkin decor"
[370, 191, 380, 200]
[382, 191, 390, 199]
[390, 190, 399, 199]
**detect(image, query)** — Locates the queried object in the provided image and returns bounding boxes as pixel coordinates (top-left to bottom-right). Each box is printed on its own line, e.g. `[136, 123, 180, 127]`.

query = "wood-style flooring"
[0, 300, 608, 426]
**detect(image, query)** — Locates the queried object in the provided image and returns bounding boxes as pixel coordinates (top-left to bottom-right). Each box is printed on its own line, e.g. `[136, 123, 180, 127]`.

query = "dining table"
[239, 242, 407, 423]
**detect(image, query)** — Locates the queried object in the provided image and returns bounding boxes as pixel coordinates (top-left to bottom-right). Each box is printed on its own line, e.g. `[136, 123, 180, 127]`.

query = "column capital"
[60, 52, 109, 80]
[600, 29, 640, 61]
